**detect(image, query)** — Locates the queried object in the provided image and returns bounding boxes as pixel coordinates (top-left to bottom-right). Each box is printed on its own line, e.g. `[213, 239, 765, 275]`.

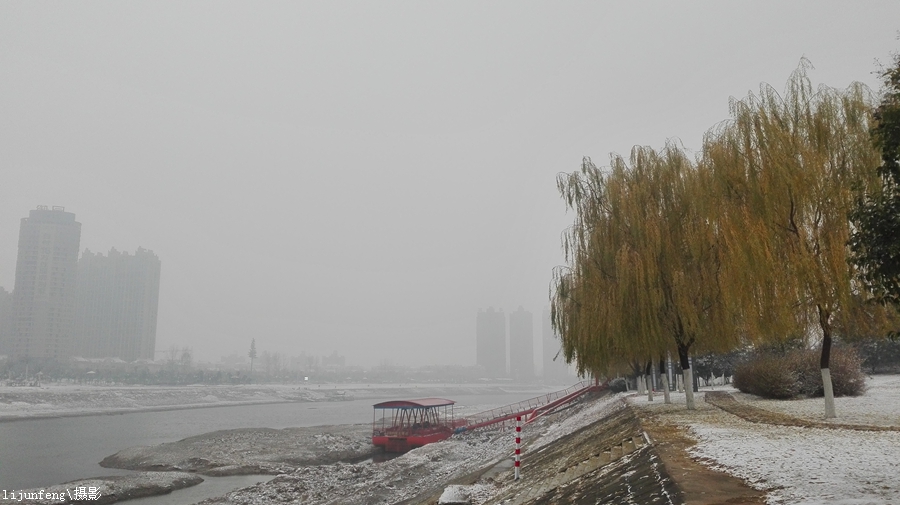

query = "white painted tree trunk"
[647, 376, 654, 401]
[683, 368, 695, 410]
[637, 375, 645, 394]
[822, 368, 836, 419]
[676, 374, 683, 392]
[662, 372, 671, 404]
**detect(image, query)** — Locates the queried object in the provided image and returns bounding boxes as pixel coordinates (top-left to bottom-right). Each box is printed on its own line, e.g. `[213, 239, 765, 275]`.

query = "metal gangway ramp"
[456, 380, 604, 433]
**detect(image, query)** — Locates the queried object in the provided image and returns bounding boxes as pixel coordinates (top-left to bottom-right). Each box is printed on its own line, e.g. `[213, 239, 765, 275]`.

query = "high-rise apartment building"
[476, 307, 506, 377]
[0, 286, 12, 355]
[508, 306, 534, 379]
[74, 247, 161, 361]
[542, 307, 571, 382]
[10, 206, 82, 360]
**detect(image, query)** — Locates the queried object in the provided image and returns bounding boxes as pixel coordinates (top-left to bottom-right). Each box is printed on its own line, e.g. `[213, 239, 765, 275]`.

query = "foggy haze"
[1, 2, 899, 366]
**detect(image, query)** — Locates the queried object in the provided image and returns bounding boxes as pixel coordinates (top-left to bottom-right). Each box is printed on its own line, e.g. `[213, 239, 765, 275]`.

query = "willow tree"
[551, 158, 655, 381]
[553, 143, 741, 409]
[703, 61, 884, 418]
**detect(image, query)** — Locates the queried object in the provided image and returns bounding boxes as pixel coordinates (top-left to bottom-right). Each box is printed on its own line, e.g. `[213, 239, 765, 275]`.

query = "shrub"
[733, 354, 800, 399]
[608, 377, 627, 393]
[784, 348, 867, 397]
[733, 348, 867, 399]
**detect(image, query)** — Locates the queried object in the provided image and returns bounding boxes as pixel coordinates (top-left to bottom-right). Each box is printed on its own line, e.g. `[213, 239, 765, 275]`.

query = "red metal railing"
[461, 380, 599, 431]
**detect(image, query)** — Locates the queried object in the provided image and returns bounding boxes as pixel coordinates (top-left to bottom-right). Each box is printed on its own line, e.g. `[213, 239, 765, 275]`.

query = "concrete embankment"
[417, 394, 683, 505]
[40, 391, 686, 505]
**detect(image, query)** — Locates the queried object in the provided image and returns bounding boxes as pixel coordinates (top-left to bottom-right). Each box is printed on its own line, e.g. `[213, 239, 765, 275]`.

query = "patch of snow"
[630, 374, 900, 505]
[530, 392, 625, 450]
[439, 484, 471, 504]
[688, 412, 900, 504]
[732, 375, 900, 427]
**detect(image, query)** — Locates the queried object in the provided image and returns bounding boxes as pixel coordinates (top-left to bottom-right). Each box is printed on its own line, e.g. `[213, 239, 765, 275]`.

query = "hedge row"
[733, 348, 866, 399]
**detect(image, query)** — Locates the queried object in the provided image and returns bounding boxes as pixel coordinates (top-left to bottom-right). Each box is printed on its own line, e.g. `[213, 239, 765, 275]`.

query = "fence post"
[514, 415, 521, 480]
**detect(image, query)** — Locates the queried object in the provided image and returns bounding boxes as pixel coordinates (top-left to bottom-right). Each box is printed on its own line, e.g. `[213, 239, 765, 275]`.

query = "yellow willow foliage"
[702, 60, 884, 342]
[552, 142, 741, 375]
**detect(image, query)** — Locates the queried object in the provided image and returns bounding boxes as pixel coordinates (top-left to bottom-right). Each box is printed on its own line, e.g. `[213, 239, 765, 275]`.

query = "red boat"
[372, 398, 463, 453]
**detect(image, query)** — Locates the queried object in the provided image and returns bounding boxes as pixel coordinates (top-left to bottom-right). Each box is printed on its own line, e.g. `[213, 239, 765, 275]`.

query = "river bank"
[0, 383, 556, 422]
[99, 424, 375, 476]
[1, 383, 563, 503]
[8, 389, 625, 505]
[1, 472, 203, 505]
[8, 376, 899, 504]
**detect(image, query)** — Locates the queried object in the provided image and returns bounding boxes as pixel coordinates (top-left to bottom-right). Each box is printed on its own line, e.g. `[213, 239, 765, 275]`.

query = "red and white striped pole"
[514, 415, 521, 480]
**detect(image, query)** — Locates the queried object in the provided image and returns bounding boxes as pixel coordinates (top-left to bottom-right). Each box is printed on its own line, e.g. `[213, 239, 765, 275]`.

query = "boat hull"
[372, 429, 453, 453]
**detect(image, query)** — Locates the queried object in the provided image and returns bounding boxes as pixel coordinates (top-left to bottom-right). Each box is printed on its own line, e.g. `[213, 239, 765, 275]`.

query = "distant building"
[542, 307, 572, 382]
[10, 206, 82, 360]
[476, 307, 506, 377]
[0, 286, 12, 355]
[508, 306, 534, 379]
[74, 247, 161, 361]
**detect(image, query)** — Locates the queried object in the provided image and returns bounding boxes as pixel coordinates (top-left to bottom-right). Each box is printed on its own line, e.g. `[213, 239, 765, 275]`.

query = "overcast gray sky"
[1, 2, 899, 366]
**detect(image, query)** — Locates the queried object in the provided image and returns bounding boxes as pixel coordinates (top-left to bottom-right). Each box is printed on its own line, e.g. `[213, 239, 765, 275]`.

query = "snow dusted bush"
[734, 348, 867, 399]
[733, 354, 800, 399]
[787, 348, 867, 397]
[608, 377, 627, 393]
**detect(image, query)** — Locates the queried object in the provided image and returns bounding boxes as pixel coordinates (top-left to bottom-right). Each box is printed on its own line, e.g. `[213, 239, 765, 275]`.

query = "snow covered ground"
[628, 374, 900, 505]
[11, 377, 898, 504]
[198, 392, 629, 505]
[732, 374, 900, 427]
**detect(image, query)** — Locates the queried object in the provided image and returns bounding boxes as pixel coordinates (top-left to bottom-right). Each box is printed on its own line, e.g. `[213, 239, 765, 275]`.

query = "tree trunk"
[645, 361, 654, 401]
[818, 305, 836, 419]
[660, 358, 671, 404]
[678, 345, 695, 410]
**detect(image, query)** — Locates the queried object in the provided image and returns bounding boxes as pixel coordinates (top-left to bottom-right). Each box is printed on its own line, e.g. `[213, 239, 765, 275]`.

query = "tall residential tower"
[0, 286, 12, 355]
[476, 307, 506, 377]
[74, 247, 161, 361]
[508, 306, 534, 379]
[542, 307, 572, 382]
[10, 206, 81, 360]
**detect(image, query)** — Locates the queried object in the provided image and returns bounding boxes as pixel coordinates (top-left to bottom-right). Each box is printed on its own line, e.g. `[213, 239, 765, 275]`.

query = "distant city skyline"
[476, 306, 568, 380]
[0, 206, 161, 364]
[2, 3, 897, 365]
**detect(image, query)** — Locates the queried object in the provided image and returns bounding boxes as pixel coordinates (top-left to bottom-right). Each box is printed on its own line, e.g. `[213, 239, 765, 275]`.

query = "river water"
[0, 387, 551, 499]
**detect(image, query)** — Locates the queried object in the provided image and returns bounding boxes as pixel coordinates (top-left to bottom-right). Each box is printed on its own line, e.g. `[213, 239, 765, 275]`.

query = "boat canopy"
[373, 398, 455, 409]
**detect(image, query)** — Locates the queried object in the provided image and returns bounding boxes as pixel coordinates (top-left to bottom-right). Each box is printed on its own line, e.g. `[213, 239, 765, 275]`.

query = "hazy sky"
[1, 3, 899, 366]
